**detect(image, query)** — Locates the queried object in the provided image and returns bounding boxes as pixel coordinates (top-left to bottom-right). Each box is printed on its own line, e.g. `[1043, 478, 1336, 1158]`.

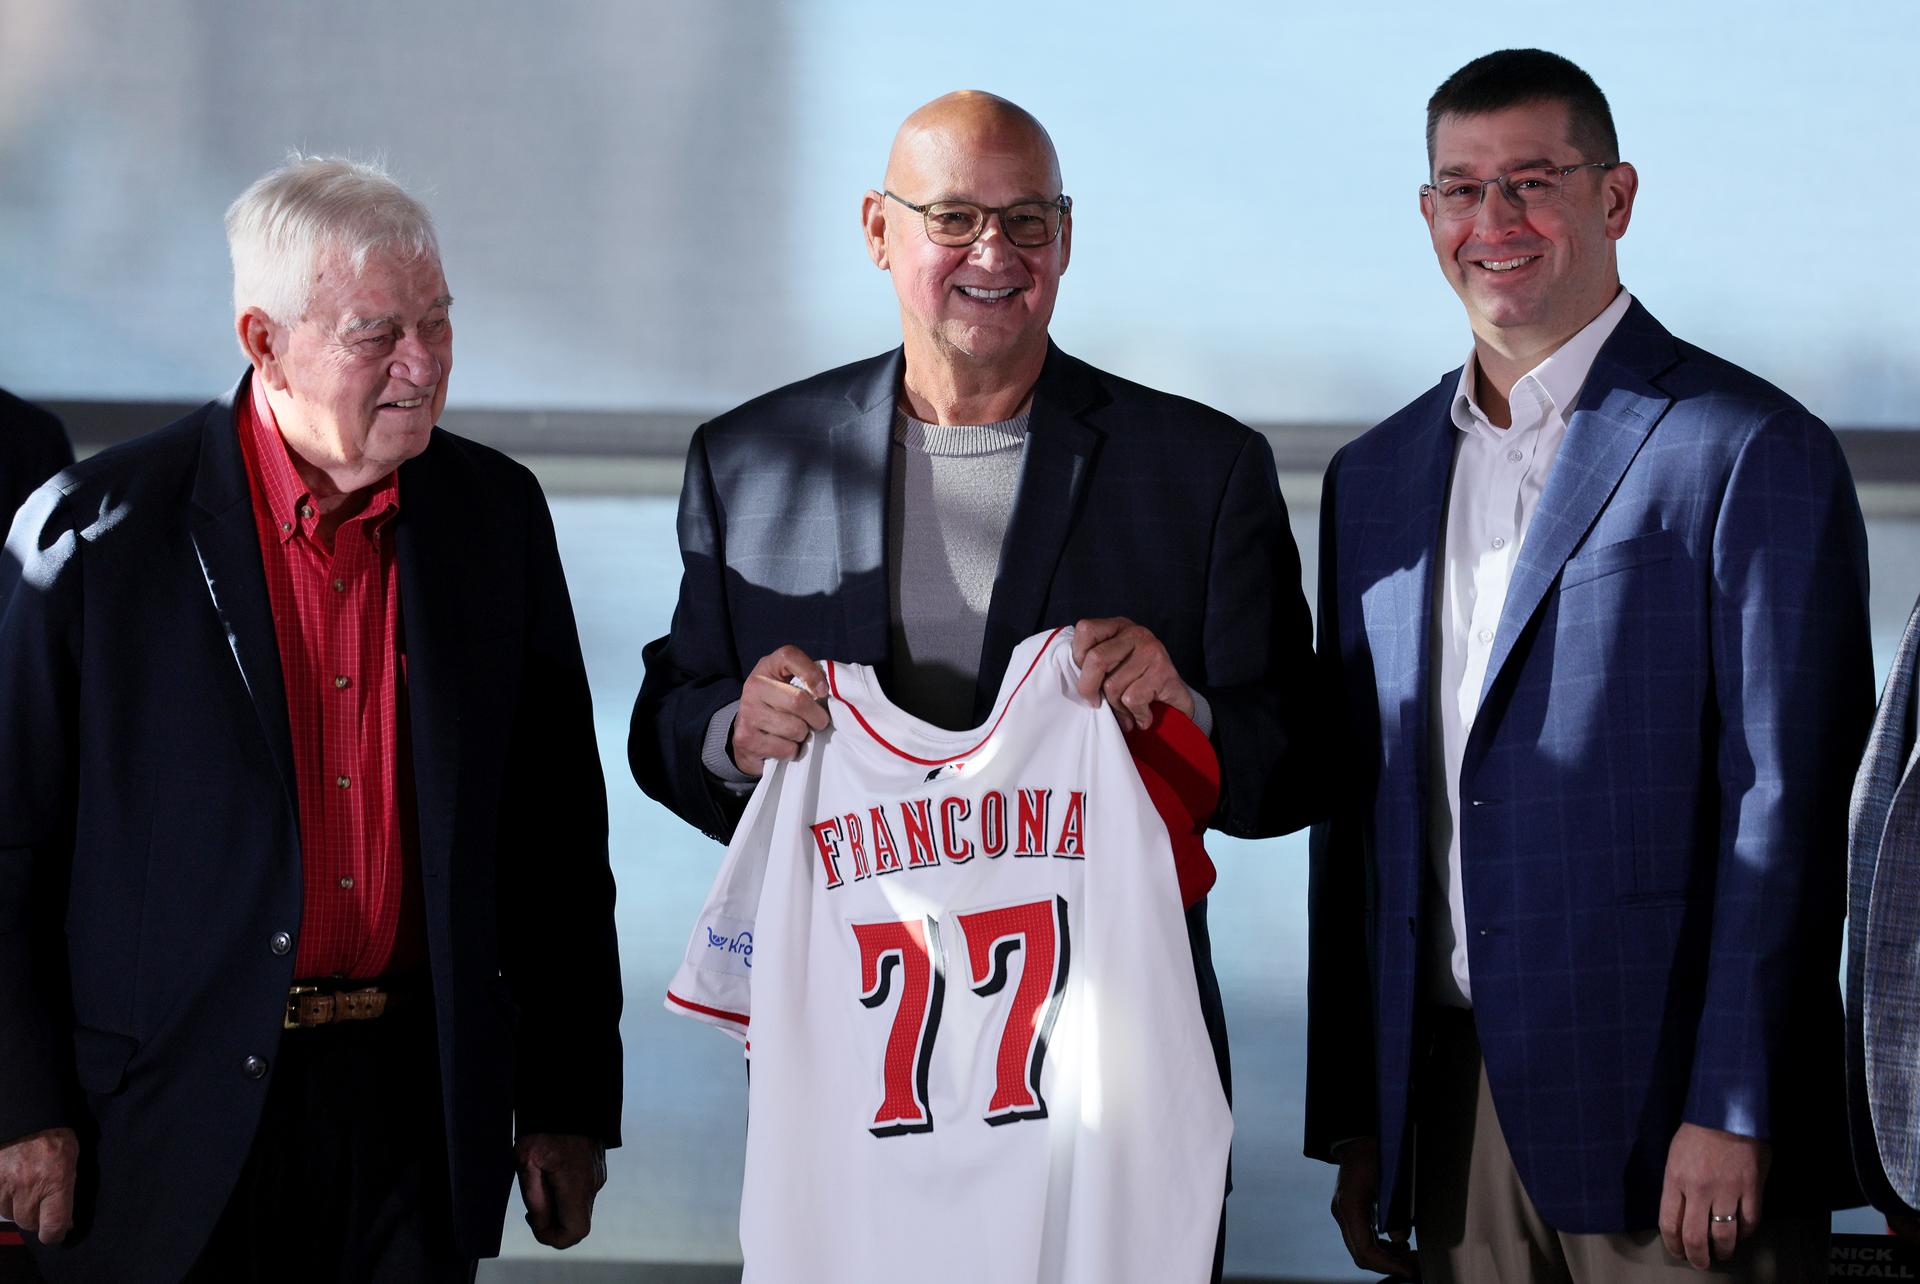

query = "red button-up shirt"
[237, 378, 419, 978]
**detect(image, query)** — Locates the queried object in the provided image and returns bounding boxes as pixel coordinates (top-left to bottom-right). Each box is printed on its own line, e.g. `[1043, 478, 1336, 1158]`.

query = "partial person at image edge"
[0, 388, 74, 538]
[1848, 588, 1920, 1239]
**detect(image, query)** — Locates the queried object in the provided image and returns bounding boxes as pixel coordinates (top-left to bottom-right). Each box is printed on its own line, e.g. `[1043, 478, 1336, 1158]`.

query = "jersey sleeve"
[664, 762, 788, 1044]
[1123, 703, 1223, 907]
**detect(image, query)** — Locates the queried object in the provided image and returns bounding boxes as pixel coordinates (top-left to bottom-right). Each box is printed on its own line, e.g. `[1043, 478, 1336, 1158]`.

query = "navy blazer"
[0, 377, 622, 1279]
[629, 342, 1319, 845]
[1307, 302, 1873, 1233]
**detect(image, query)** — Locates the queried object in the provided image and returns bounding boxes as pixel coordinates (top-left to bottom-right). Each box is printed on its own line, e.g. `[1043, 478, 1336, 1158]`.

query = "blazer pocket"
[71, 1025, 139, 1096]
[1560, 528, 1679, 589]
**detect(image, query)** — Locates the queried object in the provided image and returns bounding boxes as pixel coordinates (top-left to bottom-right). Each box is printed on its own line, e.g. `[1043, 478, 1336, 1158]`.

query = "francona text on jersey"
[808, 787, 1089, 888]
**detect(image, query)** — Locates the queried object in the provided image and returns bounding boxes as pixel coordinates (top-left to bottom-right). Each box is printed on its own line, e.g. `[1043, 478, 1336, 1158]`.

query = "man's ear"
[861, 189, 890, 270]
[236, 308, 289, 391]
[1602, 162, 1638, 241]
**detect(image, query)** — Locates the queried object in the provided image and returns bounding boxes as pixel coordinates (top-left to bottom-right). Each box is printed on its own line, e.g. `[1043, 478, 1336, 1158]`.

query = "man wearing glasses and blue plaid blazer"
[1309, 48, 1874, 1282]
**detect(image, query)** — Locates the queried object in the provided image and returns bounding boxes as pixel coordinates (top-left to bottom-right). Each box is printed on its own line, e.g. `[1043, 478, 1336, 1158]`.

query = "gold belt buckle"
[284, 984, 321, 1029]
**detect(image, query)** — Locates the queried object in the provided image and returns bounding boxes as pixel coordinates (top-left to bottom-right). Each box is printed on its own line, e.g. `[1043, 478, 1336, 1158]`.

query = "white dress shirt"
[1428, 287, 1634, 1007]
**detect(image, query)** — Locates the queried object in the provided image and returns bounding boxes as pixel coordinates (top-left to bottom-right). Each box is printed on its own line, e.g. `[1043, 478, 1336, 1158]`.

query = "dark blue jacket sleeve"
[1685, 407, 1873, 1140]
[0, 483, 83, 1144]
[1197, 431, 1325, 840]
[629, 425, 753, 843]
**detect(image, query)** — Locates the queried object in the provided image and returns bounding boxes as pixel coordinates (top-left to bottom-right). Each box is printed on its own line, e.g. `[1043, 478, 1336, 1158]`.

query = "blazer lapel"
[830, 350, 901, 666]
[187, 374, 297, 818]
[1477, 302, 1675, 708]
[1893, 605, 1920, 790]
[395, 438, 464, 900]
[972, 344, 1103, 717]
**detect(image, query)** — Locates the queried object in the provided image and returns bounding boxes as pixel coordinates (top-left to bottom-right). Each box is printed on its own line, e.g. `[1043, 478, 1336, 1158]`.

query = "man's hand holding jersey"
[734, 620, 1193, 775]
[731, 646, 832, 777]
[1073, 617, 1194, 731]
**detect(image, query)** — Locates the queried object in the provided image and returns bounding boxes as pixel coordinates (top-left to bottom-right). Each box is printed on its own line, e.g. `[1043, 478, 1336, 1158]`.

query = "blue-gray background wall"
[2, 0, 1914, 429]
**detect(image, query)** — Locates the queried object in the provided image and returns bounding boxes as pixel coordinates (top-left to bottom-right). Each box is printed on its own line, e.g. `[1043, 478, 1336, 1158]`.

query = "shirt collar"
[240, 376, 401, 544]
[1450, 287, 1634, 437]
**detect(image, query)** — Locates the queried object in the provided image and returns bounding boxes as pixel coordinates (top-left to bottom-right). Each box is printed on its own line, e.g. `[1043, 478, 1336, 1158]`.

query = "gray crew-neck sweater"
[883, 408, 1030, 730]
[699, 405, 1213, 785]
[698, 408, 1029, 783]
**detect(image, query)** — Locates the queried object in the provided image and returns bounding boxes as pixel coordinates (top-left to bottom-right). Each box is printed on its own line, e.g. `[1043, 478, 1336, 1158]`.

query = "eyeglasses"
[883, 190, 1072, 248]
[1420, 162, 1620, 219]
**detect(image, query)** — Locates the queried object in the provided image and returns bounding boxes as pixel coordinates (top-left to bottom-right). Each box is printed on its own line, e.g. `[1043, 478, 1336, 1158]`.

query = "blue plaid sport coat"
[1307, 300, 1873, 1234]
[1848, 594, 1920, 1217]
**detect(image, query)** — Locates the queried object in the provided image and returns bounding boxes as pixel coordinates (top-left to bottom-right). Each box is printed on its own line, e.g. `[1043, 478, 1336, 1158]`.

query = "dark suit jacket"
[1308, 301, 1873, 1233]
[631, 342, 1318, 842]
[629, 342, 1320, 1096]
[0, 375, 623, 1280]
[0, 388, 74, 532]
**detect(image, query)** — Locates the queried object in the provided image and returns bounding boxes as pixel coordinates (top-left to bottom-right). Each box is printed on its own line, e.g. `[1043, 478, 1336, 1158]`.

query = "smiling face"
[864, 96, 1069, 380]
[1423, 100, 1635, 363]
[248, 244, 452, 491]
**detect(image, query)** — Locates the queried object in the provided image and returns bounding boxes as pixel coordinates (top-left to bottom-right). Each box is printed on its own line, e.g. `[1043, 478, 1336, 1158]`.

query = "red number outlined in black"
[851, 916, 945, 1136]
[955, 896, 1071, 1124]
[851, 897, 1070, 1135]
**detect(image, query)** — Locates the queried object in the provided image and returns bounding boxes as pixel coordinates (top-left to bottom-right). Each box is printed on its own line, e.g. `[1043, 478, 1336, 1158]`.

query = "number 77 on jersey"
[851, 896, 1071, 1137]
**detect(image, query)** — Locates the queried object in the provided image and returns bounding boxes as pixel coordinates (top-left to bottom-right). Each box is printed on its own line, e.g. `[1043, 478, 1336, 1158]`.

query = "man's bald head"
[883, 91, 1061, 196]
[863, 90, 1069, 400]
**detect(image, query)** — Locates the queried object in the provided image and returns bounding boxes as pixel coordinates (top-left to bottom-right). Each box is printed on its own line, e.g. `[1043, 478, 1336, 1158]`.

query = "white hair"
[225, 153, 439, 325]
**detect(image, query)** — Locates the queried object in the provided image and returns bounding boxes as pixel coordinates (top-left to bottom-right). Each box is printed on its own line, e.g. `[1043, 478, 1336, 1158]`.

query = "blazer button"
[270, 931, 292, 956]
[243, 1055, 269, 1080]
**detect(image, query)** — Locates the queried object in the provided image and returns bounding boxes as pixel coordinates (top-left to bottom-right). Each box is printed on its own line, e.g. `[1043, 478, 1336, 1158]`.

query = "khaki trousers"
[1413, 1012, 1827, 1283]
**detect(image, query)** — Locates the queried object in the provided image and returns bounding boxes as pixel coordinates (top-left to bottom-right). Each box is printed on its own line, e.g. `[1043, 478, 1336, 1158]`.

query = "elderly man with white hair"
[0, 156, 622, 1281]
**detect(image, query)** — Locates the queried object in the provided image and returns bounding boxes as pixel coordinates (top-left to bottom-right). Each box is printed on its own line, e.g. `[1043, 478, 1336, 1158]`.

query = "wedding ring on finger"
[1710, 1213, 1737, 1224]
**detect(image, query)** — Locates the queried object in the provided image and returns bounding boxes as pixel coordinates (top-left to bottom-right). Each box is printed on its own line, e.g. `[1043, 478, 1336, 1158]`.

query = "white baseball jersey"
[667, 626, 1233, 1284]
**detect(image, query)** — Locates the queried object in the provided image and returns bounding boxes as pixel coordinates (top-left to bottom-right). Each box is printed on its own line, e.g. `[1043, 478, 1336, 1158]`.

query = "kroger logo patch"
[691, 914, 755, 975]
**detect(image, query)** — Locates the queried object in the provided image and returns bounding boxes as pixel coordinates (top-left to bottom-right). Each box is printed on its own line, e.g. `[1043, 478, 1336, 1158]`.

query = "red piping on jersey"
[666, 990, 749, 1027]
[826, 626, 1069, 766]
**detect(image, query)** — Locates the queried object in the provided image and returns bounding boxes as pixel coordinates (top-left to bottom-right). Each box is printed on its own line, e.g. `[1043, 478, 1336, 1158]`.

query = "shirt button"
[332, 578, 345, 593]
[300, 504, 314, 520]
[339, 876, 355, 890]
[243, 1055, 269, 1080]
[1491, 536, 1507, 550]
[334, 675, 350, 689]
[1478, 629, 1493, 644]
[336, 775, 351, 789]
[279, 521, 292, 533]
[1506, 449, 1523, 463]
